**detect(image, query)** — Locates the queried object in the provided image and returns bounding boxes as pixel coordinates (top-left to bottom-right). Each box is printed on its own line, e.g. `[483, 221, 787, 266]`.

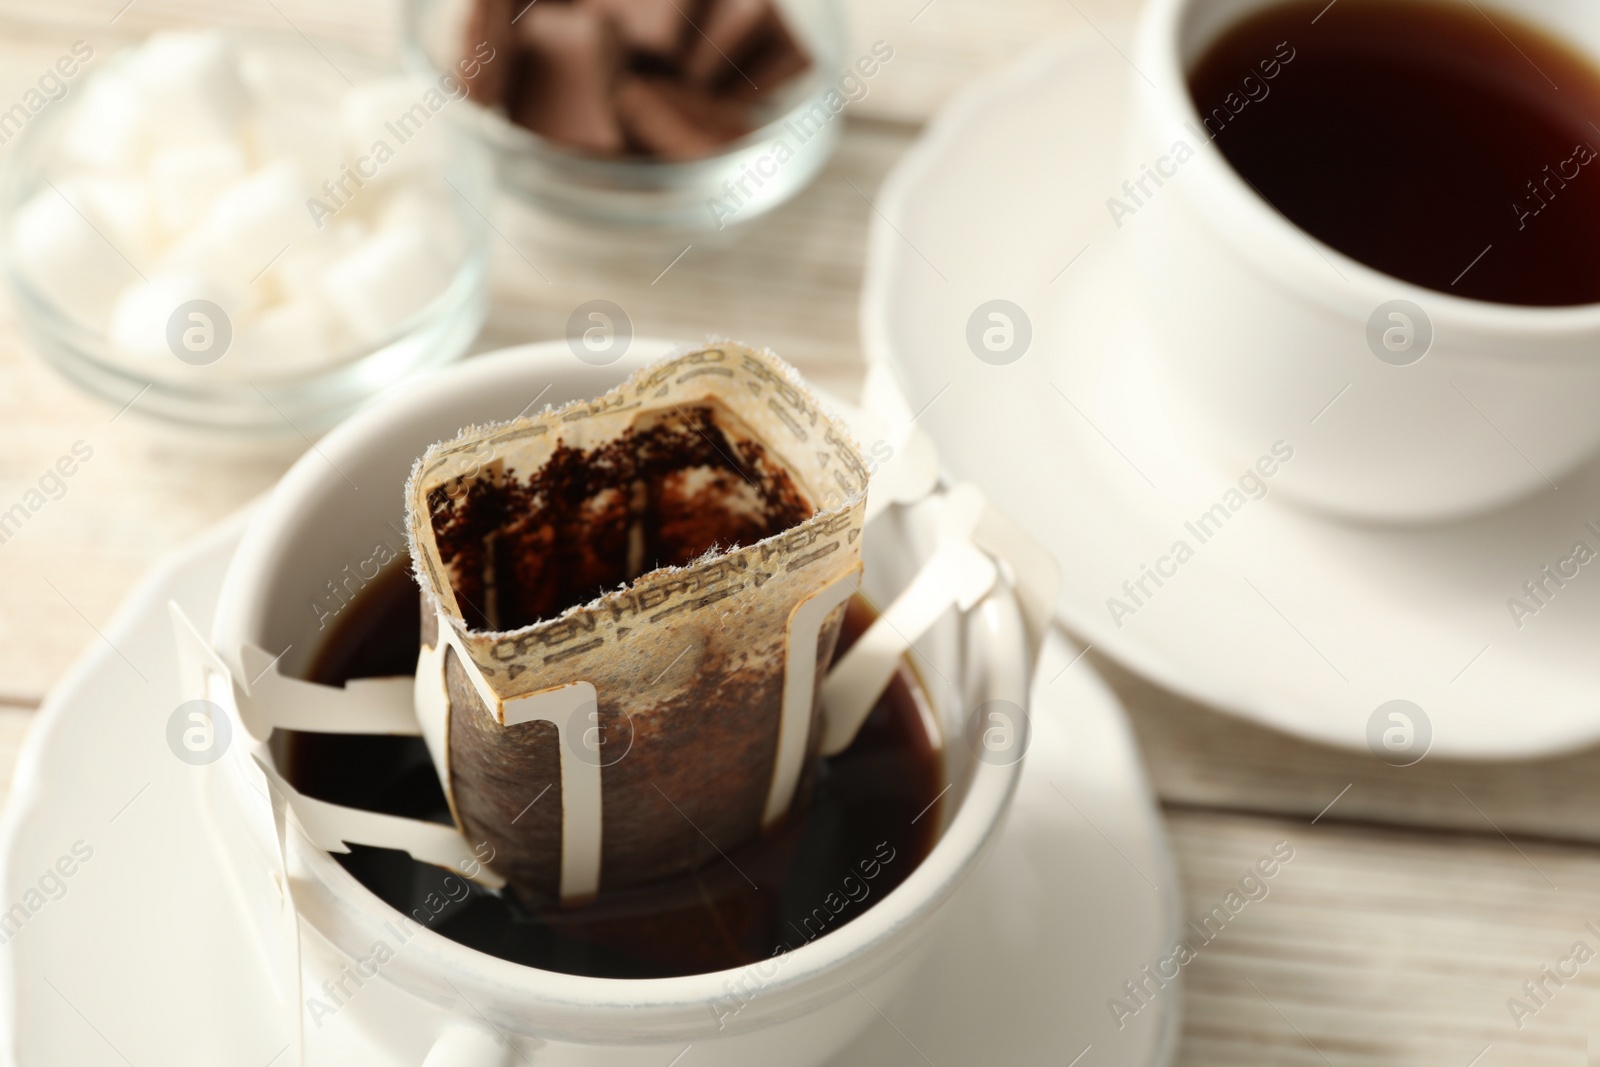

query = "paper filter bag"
[406, 343, 869, 911]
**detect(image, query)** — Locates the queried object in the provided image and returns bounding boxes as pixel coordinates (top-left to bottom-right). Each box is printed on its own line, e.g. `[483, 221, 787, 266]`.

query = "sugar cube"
[148, 142, 248, 234]
[130, 31, 249, 147]
[378, 185, 465, 267]
[164, 161, 315, 287]
[322, 223, 454, 344]
[10, 185, 142, 326]
[60, 70, 150, 171]
[107, 271, 246, 367]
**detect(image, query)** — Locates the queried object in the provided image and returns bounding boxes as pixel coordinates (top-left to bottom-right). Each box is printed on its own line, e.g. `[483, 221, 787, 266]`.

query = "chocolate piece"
[583, 0, 687, 57]
[683, 0, 770, 85]
[456, 0, 808, 158]
[727, 24, 812, 102]
[684, 0, 810, 96]
[511, 3, 625, 155]
[615, 75, 750, 159]
[460, 0, 515, 104]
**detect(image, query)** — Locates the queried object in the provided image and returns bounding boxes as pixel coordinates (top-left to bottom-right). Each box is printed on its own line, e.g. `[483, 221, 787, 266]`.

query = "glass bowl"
[0, 31, 492, 435]
[403, 0, 847, 232]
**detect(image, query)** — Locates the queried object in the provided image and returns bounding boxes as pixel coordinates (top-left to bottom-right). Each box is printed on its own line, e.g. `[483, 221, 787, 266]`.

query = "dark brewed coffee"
[287, 563, 944, 979]
[1190, 0, 1600, 306]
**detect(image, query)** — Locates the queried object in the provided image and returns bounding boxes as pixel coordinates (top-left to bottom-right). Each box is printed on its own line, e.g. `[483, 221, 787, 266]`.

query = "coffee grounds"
[427, 401, 812, 632]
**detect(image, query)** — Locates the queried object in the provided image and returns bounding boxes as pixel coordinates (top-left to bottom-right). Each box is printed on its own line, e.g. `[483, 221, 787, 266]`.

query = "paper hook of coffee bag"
[415, 607, 605, 901]
[254, 754, 506, 890]
[764, 569, 859, 826]
[818, 485, 997, 756]
[236, 643, 418, 738]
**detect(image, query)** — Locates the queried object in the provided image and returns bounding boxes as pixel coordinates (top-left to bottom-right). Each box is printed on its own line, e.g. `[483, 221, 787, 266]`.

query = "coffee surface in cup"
[289, 562, 945, 979]
[1190, 0, 1600, 306]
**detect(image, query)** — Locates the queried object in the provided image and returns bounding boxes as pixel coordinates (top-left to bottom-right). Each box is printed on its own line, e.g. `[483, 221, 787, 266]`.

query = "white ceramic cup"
[206, 341, 1029, 1066]
[1127, 0, 1600, 523]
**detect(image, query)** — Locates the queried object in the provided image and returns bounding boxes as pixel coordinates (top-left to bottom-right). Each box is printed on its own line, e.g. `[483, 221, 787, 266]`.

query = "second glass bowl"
[403, 0, 847, 232]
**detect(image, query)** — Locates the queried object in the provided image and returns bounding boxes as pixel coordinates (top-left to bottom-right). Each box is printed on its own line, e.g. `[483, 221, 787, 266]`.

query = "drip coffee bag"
[406, 343, 869, 909]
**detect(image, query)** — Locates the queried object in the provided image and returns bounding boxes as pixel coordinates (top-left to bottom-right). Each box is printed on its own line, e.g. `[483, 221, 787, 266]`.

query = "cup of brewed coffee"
[1129, 0, 1600, 521]
[205, 341, 1032, 1066]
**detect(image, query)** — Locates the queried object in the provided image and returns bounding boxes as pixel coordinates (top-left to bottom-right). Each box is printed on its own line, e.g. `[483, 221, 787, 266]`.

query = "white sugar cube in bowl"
[0, 29, 491, 433]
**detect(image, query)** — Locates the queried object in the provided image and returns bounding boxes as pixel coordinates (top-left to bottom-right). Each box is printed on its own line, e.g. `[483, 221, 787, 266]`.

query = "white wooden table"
[2, 2, 1598, 1064]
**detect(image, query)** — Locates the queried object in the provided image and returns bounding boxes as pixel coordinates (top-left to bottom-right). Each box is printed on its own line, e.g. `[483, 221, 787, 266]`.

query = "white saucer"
[861, 32, 1600, 760]
[0, 513, 1180, 1065]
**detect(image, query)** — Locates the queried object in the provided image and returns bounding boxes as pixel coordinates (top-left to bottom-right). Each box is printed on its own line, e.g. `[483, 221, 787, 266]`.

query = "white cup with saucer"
[198, 340, 1034, 1066]
[1127, 0, 1600, 523]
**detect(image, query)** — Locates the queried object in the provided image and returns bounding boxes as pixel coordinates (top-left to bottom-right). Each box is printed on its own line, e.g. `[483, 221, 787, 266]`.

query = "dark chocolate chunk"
[583, 0, 688, 57]
[682, 0, 811, 98]
[615, 75, 750, 158]
[458, 0, 810, 161]
[460, 0, 516, 104]
[511, 3, 626, 155]
[683, 0, 771, 85]
[727, 21, 812, 102]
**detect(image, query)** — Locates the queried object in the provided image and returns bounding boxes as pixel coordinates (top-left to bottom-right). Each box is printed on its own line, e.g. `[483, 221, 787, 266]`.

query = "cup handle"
[422, 1024, 513, 1067]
